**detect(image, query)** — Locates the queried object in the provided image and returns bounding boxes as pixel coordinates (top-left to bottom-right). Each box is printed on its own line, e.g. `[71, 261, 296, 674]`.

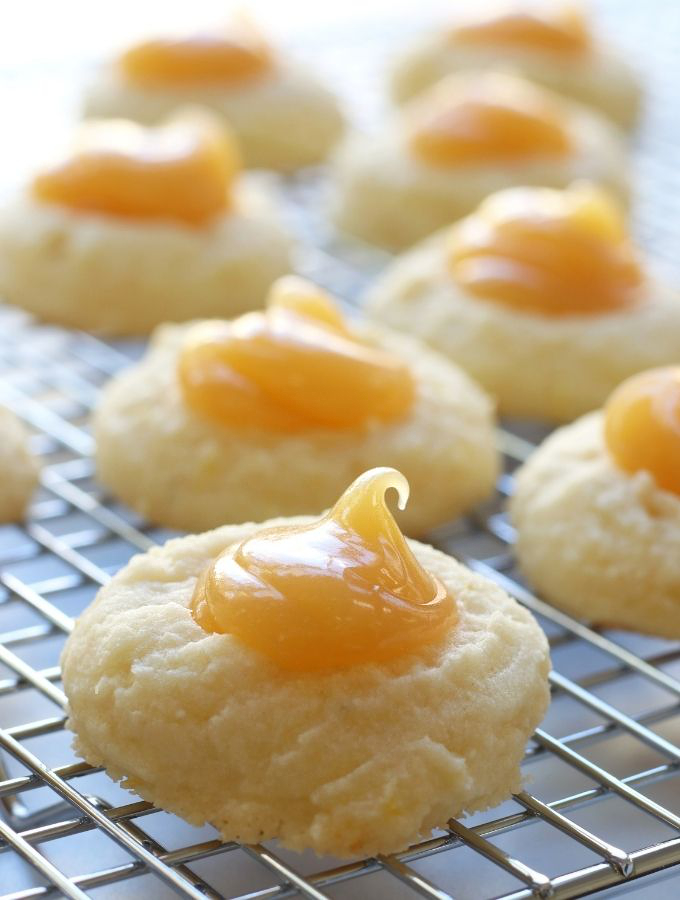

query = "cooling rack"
[1, 1, 680, 897]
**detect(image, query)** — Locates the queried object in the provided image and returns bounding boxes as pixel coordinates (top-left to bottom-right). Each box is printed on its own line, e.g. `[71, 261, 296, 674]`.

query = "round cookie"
[0, 184, 291, 336]
[84, 56, 344, 172]
[0, 407, 39, 521]
[510, 411, 680, 638]
[61, 521, 550, 857]
[390, 8, 642, 129]
[331, 73, 628, 252]
[365, 228, 680, 423]
[0, 110, 293, 336]
[93, 318, 499, 535]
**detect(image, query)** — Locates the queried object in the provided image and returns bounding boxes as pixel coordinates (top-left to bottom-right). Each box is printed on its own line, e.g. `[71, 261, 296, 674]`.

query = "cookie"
[62, 502, 549, 857]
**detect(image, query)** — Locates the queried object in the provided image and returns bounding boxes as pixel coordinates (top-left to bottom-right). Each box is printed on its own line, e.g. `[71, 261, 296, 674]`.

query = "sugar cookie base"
[390, 39, 642, 129]
[61, 524, 550, 858]
[0, 407, 38, 522]
[331, 88, 628, 251]
[365, 231, 680, 421]
[93, 320, 499, 535]
[510, 412, 680, 638]
[0, 187, 292, 336]
[83, 65, 345, 171]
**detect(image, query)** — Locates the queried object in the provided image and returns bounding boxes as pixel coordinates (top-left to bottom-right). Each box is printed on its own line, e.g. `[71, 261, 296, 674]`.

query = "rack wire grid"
[1, 1, 680, 898]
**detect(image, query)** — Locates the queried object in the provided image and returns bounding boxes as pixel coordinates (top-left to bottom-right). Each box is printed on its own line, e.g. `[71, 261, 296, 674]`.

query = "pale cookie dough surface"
[0, 407, 39, 522]
[331, 88, 628, 251]
[94, 320, 499, 536]
[61, 525, 550, 857]
[510, 412, 680, 638]
[0, 184, 292, 335]
[364, 231, 680, 421]
[390, 39, 642, 129]
[83, 64, 345, 171]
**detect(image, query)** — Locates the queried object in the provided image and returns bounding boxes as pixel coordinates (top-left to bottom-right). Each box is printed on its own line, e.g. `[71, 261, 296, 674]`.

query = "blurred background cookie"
[0, 112, 292, 334]
[0, 406, 39, 522]
[390, 1, 642, 129]
[365, 183, 680, 420]
[83, 16, 345, 171]
[332, 71, 628, 250]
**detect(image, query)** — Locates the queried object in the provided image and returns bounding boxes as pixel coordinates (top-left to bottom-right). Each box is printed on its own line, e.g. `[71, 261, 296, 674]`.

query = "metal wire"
[1, 1, 680, 896]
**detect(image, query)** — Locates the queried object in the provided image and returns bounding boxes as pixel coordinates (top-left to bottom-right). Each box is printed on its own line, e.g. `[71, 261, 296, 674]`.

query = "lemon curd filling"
[178, 277, 415, 431]
[407, 73, 571, 167]
[119, 22, 274, 87]
[605, 367, 680, 496]
[31, 115, 240, 226]
[191, 467, 456, 671]
[449, 5, 591, 56]
[448, 183, 643, 316]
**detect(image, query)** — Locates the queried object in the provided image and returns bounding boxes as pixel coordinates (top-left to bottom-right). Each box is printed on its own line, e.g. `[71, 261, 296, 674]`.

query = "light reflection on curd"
[178, 277, 415, 431]
[605, 367, 680, 496]
[119, 22, 273, 87]
[407, 73, 571, 167]
[450, 5, 591, 57]
[191, 467, 456, 671]
[31, 114, 239, 226]
[448, 183, 643, 316]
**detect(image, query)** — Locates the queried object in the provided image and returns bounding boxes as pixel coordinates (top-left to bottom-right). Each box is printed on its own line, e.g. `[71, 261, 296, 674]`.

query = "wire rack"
[1, 2, 680, 897]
